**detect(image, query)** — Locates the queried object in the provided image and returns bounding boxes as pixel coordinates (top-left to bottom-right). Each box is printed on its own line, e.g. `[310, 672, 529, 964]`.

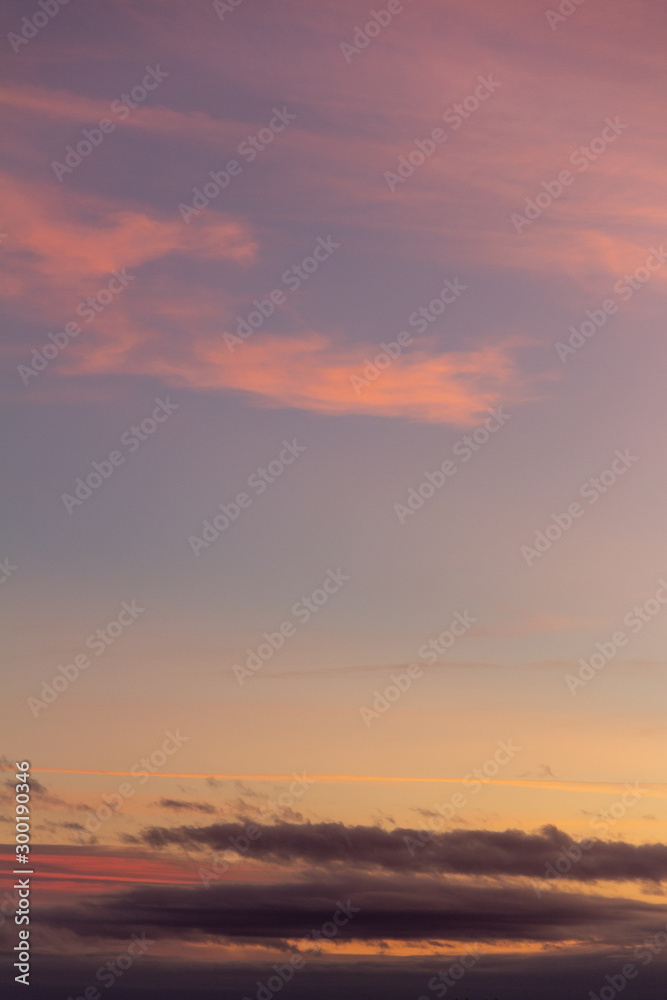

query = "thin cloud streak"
[21, 768, 667, 797]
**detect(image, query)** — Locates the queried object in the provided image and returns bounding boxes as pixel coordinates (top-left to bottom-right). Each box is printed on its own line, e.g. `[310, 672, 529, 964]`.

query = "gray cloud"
[126, 820, 667, 883]
[156, 798, 217, 814]
[33, 871, 667, 950]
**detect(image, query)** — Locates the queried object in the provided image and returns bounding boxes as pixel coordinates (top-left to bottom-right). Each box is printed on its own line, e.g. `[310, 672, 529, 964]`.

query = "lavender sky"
[2, 1, 667, 998]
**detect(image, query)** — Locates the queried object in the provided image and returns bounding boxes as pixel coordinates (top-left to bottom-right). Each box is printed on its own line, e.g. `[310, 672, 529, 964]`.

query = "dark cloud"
[127, 820, 667, 884]
[4, 776, 67, 807]
[156, 799, 217, 815]
[233, 781, 263, 797]
[33, 871, 667, 949]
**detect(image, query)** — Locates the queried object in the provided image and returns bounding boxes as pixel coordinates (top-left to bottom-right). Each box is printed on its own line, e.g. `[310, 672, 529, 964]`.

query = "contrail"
[19, 767, 667, 797]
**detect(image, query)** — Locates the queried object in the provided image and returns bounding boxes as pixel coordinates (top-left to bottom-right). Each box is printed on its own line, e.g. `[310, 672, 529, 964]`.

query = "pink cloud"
[0, 172, 257, 321]
[61, 327, 528, 425]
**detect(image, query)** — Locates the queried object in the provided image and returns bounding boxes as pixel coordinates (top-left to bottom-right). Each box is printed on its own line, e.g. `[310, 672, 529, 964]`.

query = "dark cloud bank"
[127, 819, 667, 884]
[33, 872, 667, 946]
[7, 822, 667, 999]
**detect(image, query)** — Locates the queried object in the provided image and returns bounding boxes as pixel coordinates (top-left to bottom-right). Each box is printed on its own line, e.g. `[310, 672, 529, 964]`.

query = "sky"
[1, 0, 667, 997]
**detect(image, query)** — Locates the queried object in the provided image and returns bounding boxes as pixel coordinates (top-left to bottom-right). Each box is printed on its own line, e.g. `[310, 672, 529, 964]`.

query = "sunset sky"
[2, 0, 667, 997]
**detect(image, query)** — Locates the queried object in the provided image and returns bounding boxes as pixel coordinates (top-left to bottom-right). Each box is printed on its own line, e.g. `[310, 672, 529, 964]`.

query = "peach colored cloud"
[0, 169, 531, 424]
[6, 11, 667, 297]
[128, 0, 665, 290]
[14, 0, 667, 422]
[0, 173, 257, 319]
[60, 326, 527, 425]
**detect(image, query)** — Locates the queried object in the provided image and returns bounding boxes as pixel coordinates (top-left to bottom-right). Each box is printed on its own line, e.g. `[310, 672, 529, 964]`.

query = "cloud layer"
[128, 819, 667, 883]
